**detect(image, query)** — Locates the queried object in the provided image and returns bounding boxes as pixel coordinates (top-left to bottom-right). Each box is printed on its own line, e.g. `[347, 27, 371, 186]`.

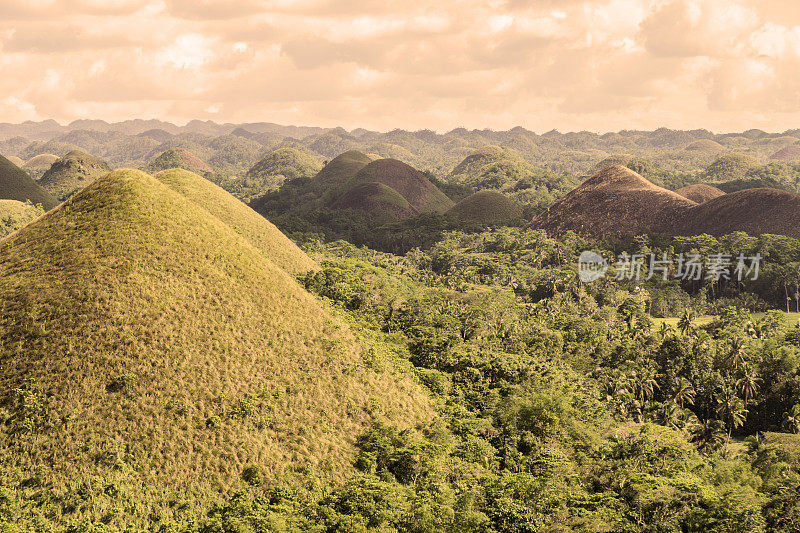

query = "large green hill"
[0, 154, 58, 209]
[38, 150, 110, 200]
[0, 169, 432, 528]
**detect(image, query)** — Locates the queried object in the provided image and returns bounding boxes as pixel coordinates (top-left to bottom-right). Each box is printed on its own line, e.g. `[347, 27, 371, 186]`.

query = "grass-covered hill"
[531, 164, 697, 239]
[330, 181, 418, 222]
[4, 155, 24, 167]
[0, 154, 58, 209]
[154, 168, 317, 274]
[0, 199, 44, 237]
[447, 190, 523, 222]
[20, 153, 59, 179]
[242, 147, 322, 195]
[146, 148, 214, 175]
[684, 139, 726, 154]
[674, 183, 726, 203]
[677, 187, 800, 240]
[448, 145, 539, 189]
[347, 158, 453, 214]
[702, 152, 761, 181]
[38, 150, 111, 200]
[770, 144, 800, 162]
[0, 169, 433, 528]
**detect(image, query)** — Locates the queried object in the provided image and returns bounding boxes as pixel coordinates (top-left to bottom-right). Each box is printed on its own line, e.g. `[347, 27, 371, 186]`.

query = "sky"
[1, 0, 800, 133]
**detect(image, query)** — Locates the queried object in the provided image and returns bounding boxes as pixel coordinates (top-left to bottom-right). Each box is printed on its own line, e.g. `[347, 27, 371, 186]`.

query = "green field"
[653, 311, 800, 329]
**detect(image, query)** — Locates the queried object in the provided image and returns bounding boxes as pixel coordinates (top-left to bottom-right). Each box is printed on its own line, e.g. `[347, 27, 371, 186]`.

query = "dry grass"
[154, 168, 317, 274]
[331, 181, 418, 221]
[769, 144, 800, 162]
[0, 169, 434, 528]
[22, 153, 59, 169]
[674, 184, 726, 203]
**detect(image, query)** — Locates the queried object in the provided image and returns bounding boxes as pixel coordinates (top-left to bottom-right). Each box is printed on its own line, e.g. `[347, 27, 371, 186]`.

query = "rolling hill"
[154, 168, 317, 274]
[330, 182, 419, 222]
[530, 164, 696, 239]
[146, 148, 214, 174]
[4, 155, 24, 167]
[447, 190, 523, 222]
[21, 153, 59, 179]
[674, 184, 726, 203]
[684, 139, 726, 154]
[38, 150, 111, 199]
[0, 169, 432, 528]
[346, 158, 454, 213]
[0, 199, 44, 237]
[245, 147, 322, 190]
[0, 154, 58, 209]
[769, 144, 800, 162]
[449, 145, 538, 190]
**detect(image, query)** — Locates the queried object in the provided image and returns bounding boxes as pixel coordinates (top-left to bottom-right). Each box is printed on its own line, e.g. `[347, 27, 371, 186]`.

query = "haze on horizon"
[1, 0, 800, 133]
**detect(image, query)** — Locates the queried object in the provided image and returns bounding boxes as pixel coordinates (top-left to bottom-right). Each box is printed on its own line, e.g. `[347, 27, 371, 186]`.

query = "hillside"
[245, 147, 322, 190]
[38, 150, 110, 199]
[0, 199, 43, 237]
[330, 182, 418, 222]
[677, 187, 800, 239]
[449, 145, 538, 189]
[21, 153, 59, 179]
[347, 158, 454, 213]
[674, 183, 726, 203]
[0, 169, 432, 528]
[447, 190, 523, 222]
[154, 168, 317, 274]
[0, 154, 58, 209]
[146, 148, 214, 174]
[769, 144, 800, 162]
[702, 153, 760, 181]
[530, 164, 696, 238]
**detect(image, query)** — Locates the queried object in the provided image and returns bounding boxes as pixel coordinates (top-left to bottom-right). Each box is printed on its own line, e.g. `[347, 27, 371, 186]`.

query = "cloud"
[1, 0, 800, 132]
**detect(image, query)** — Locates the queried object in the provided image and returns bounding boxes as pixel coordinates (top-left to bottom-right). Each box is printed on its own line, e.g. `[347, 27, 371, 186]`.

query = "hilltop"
[20, 153, 59, 179]
[38, 150, 110, 199]
[449, 145, 538, 190]
[146, 148, 214, 174]
[447, 190, 523, 222]
[346, 158, 453, 213]
[674, 184, 726, 203]
[154, 168, 317, 274]
[330, 182, 418, 222]
[0, 154, 58, 209]
[4, 155, 24, 167]
[530, 164, 696, 239]
[684, 139, 726, 154]
[0, 169, 432, 528]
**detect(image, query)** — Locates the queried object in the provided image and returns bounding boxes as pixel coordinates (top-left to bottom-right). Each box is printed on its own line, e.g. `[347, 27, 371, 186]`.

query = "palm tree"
[784, 404, 800, 434]
[677, 309, 695, 336]
[716, 387, 748, 453]
[673, 377, 696, 409]
[736, 365, 761, 406]
[690, 418, 726, 454]
[726, 337, 748, 371]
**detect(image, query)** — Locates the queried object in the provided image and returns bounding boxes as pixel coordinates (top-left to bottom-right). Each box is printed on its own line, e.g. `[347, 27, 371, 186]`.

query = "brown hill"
[530, 165, 696, 239]
[674, 184, 726, 203]
[769, 144, 800, 162]
[23, 153, 59, 169]
[346, 158, 454, 213]
[677, 188, 800, 240]
[147, 148, 214, 174]
[330, 182, 418, 221]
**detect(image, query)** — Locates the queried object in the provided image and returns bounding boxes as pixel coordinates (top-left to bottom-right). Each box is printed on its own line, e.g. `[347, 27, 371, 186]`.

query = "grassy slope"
[246, 147, 322, 180]
[0, 154, 58, 209]
[448, 190, 523, 222]
[0, 169, 433, 527]
[154, 168, 317, 274]
[347, 159, 454, 214]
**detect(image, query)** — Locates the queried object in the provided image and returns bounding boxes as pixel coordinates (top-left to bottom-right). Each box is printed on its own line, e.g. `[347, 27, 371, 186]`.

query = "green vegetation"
[146, 148, 213, 175]
[448, 190, 523, 222]
[0, 154, 58, 209]
[237, 147, 322, 200]
[38, 150, 111, 200]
